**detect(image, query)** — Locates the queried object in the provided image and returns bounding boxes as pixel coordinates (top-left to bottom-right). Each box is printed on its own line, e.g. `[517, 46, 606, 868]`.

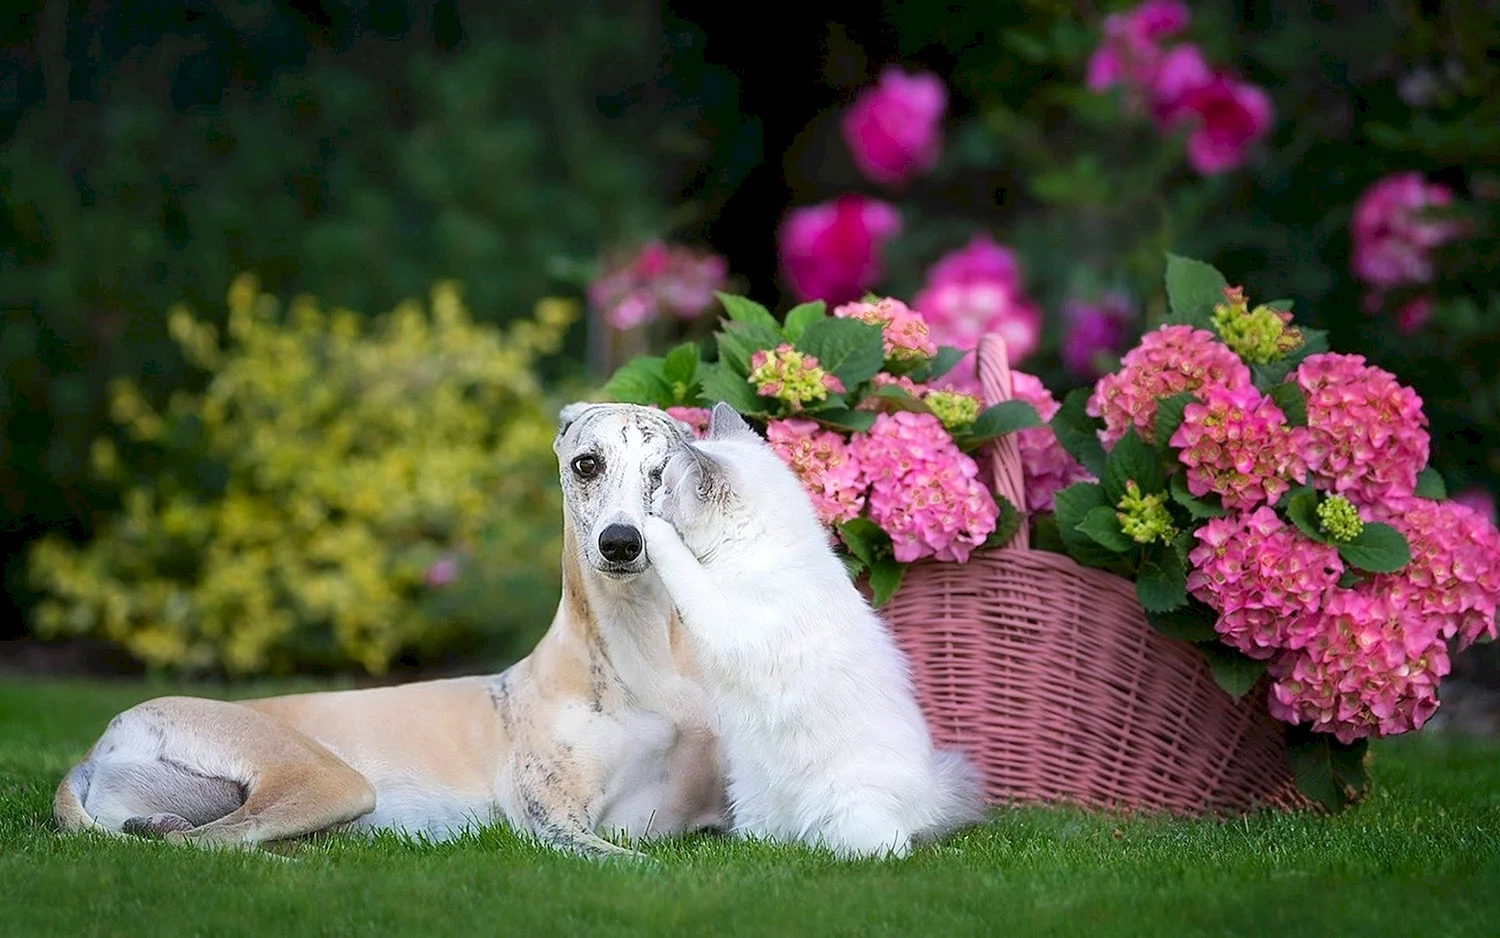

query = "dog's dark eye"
[571, 454, 602, 479]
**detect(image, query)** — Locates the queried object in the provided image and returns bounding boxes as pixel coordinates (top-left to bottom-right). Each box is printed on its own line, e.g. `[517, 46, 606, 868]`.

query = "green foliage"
[1164, 254, 1230, 329]
[1287, 731, 1372, 812]
[2, 6, 684, 638]
[26, 279, 573, 674]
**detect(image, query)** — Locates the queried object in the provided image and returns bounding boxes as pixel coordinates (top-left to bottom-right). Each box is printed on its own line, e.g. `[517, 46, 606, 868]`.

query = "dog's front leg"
[512, 751, 645, 860]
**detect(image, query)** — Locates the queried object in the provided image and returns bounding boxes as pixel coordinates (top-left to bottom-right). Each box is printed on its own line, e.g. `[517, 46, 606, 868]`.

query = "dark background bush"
[4, 1, 1496, 674]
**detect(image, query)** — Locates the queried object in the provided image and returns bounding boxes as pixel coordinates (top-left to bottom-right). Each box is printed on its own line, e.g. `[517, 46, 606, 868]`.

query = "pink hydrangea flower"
[588, 241, 728, 330]
[833, 297, 937, 362]
[1454, 487, 1497, 526]
[850, 411, 998, 562]
[1156, 68, 1275, 175]
[1087, 324, 1252, 447]
[1351, 172, 1465, 290]
[1187, 507, 1344, 659]
[1061, 292, 1135, 380]
[1269, 587, 1449, 743]
[1292, 353, 1429, 507]
[1366, 497, 1500, 650]
[841, 67, 948, 188]
[858, 372, 928, 412]
[912, 234, 1042, 367]
[1169, 383, 1306, 510]
[766, 418, 867, 527]
[664, 406, 712, 439]
[779, 195, 902, 304]
[1010, 372, 1093, 512]
[1086, 0, 1191, 102]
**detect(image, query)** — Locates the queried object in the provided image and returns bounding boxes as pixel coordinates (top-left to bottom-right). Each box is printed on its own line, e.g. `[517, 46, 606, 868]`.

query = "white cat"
[642, 402, 985, 859]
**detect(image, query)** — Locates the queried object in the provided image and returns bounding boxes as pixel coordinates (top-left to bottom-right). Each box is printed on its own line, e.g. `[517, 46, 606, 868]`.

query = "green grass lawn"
[2, 678, 1498, 937]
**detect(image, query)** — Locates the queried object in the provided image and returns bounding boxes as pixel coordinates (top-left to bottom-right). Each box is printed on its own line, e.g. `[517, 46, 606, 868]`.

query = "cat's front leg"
[643, 516, 725, 632]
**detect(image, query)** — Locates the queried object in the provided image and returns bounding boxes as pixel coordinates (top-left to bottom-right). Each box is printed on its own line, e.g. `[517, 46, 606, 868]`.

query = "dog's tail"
[924, 747, 988, 837]
[54, 760, 107, 833]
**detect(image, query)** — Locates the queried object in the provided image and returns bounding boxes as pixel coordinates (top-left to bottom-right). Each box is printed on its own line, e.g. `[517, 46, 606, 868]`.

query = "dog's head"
[553, 403, 694, 580]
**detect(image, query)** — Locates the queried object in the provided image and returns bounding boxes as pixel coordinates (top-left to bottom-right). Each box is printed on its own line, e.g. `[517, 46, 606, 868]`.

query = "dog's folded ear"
[707, 402, 758, 443]
[556, 401, 594, 437]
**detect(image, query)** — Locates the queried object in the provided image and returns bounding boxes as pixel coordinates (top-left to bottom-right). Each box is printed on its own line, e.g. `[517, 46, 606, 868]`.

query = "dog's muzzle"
[597, 522, 646, 575]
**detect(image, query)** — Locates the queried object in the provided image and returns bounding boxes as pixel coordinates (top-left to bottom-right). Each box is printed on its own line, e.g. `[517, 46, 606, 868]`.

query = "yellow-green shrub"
[28, 277, 575, 675]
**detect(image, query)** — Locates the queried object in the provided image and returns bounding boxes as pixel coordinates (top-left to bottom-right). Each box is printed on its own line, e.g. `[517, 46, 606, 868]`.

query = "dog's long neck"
[547, 519, 689, 711]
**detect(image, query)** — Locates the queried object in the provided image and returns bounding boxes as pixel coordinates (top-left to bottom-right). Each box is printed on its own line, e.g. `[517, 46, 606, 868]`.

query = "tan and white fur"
[54, 403, 726, 857]
[643, 403, 984, 859]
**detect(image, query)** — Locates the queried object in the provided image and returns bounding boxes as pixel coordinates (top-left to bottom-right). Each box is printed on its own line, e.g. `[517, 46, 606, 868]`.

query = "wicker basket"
[884, 335, 1310, 815]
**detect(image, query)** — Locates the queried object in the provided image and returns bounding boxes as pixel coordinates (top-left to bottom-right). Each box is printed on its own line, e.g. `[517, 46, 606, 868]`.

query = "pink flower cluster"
[664, 406, 712, 439]
[842, 67, 948, 188]
[1169, 383, 1306, 510]
[833, 297, 937, 362]
[589, 241, 728, 330]
[1062, 292, 1135, 380]
[766, 418, 866, 527]
[1270, 588, 1448, 744]
[1187, 508, 1344, 659]
[1086, 0, 1274, 175]
[1184, 493, 1500, 741]
[1369, 497, 1500, 649]
[1087, 324, 1252, 446]
[912, 234, 1043, 379]
[779, 195, 902, 305]
[1292, 353, 1429, 507]
[849, 411, 998, 563]
[1351, 172, 1464, 290]
[1009, 372, 1093, 512]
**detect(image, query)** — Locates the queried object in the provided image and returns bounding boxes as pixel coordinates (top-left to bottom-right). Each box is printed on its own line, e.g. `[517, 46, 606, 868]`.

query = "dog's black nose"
[598, 523, 644, 564]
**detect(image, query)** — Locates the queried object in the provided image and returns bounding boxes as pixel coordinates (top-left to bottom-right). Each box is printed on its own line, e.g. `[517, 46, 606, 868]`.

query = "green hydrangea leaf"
[867, 556, 907, 608]
[716, 293, 781, 333]
[781, 301, 827, 342]
[1164, 254, 1229, 329]
[1267, 382, 1309, 428]
[603, 356, 673, 406]
[1414, 467, 1448, 500]
[795, 317, 886, 391]
[1103, 427, 1166, 503]
[1052, 387, 1107, 478]
[1337, 522, 1411, 573]
[1197, 641, 1268, 700]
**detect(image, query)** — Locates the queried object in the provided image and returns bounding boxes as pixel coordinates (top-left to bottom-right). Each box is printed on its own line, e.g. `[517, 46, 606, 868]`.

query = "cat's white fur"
[642, 402, 984, 859]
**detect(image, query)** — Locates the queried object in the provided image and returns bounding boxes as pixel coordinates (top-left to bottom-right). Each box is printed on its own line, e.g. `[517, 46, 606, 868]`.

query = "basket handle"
[976, 335, 1030, 551]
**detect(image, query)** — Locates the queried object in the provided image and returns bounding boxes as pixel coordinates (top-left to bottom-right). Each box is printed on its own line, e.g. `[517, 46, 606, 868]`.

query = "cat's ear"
[707, 402, 757, 442]
[680, 442, 724, 497]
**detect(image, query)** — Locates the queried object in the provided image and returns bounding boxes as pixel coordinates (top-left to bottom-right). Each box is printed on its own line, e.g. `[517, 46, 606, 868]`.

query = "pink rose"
[1158, 71, 1274, 174]
[1087, 0, 1192, 98]
[778, 195, 902, 304]
[842, 67, 948, 188]
[1351, 172, 1464, 290]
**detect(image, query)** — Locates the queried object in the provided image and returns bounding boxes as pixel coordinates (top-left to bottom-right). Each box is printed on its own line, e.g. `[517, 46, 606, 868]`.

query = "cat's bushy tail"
[922, 747, 987, 837]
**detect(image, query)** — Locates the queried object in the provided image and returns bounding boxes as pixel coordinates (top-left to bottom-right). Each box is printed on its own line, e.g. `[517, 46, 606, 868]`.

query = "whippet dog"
[54, 403, 726, 856]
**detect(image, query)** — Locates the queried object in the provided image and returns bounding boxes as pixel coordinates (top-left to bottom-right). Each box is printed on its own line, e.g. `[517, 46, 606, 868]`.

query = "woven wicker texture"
[884, 335, 1309, 815]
